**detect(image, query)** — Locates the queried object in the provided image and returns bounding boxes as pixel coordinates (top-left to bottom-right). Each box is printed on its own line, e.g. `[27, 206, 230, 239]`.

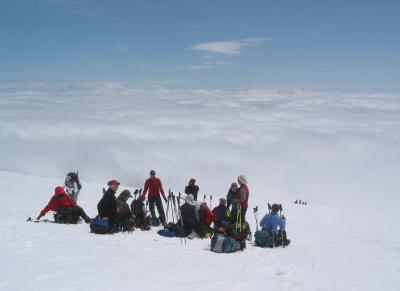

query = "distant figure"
[299, 200, 302, 204]
[294, 199, 298, 204]
[305, 202, 307, 206]
[97, 180, 120, 224]
[259, 203, 290, 246]
[185, 178, 199, 201]
[37, 186, 90, 224]
[140, 170, 167, 226]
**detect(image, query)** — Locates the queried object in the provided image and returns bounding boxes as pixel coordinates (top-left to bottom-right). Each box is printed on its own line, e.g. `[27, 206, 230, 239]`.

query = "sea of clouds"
[1, 82, 399, 209]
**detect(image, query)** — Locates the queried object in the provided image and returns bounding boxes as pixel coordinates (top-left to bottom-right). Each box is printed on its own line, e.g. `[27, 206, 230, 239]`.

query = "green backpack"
[254, 230, 274, 248]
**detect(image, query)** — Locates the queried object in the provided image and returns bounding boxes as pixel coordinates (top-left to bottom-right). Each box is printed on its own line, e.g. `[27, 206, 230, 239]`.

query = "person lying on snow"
[259, 203, 290, 246]
[37, 186, 91, 224]
[97, 180, 120, 224]
[115, 189, 135, 231]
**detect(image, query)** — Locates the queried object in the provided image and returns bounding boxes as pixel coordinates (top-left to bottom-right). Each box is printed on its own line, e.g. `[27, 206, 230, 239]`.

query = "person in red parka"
[139, 170, 167, 226]
[232, 175, 249, 224]
[37, 186, 91, 224]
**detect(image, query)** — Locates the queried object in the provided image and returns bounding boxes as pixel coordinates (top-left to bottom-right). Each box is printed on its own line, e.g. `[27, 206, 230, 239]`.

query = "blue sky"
[1, 0, 399, 89]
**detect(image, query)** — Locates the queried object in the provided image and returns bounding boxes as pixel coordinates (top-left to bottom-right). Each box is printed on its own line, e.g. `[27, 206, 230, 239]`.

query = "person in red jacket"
[37, 186, 91, 223]
[232, 174, 249, 224]
[139, 170, 167, 226]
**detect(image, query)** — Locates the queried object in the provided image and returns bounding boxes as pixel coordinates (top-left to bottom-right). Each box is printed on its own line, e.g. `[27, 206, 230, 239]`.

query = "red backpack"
[199, 203, 216, 226]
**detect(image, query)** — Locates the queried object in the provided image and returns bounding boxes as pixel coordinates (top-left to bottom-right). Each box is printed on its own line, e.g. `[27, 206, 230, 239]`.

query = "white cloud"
[190, 37, 272, 55]
[304, 30, 321, 37]
[109, 42, 130, 53]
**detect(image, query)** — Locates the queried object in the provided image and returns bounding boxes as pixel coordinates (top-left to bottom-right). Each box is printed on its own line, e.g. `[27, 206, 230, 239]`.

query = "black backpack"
[67, 172, 82, 190]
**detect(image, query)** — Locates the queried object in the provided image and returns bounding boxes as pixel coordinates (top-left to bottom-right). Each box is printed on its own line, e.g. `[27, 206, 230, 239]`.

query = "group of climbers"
[35, 170, 289, 249]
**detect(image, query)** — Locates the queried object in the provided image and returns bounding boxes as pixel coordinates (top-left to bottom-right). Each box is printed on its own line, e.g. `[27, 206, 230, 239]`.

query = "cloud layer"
[1, 82, 399, 209]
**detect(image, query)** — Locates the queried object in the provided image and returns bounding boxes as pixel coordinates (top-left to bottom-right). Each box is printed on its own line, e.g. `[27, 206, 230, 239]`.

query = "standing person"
[37, 186, 90, 223]
[185, 178, 199, 201]
[231, 175, 249, 224]
[140, 170, 167, 226]
[97, 180, 120, 224]
[65, 176, 79, 202]
[226, 182, 239, 210]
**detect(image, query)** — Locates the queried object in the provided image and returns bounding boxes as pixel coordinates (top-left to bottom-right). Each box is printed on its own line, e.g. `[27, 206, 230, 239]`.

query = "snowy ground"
[0, 170, 399, 291]
[1, 82, 400, 290]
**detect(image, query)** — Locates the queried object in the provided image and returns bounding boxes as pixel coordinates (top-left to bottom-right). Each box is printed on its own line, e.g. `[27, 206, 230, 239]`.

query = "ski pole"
[203, 194, 206, 203]
[166, 189, 171, 223]
[210, 195, 212, 208]
[176, 192, 186, 245]
[279, 204, 284, 248]
[267, 203, 271, 213]
[253, 206, 259, 231]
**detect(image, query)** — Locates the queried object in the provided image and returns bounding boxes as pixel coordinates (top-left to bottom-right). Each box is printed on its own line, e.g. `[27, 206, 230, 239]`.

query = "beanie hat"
[107, 180, 120, 186]
[150, 170, 156, 176]
[219, 198, 227, 205]
[238, 175, 248, 185]
[189, 177, 196, 183]
[55, 186, 66, 195]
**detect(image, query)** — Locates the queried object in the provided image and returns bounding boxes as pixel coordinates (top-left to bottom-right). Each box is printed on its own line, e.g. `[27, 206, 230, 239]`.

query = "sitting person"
[131, 195, 150, 229]
[37, 186, 90, 224]
[115, 189, 135, 231]
[259, 203, 290, 246]
[212, 198, 231, 229]
[179, 194, 200, 237]
[97, 180, 120, 224]
[65, 175, 79, 202]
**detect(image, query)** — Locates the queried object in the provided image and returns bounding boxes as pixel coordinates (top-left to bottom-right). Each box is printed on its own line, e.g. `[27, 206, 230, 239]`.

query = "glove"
[36, 216, 41, 220]
[282, 215, 286, 220]
[134, 189, 139, 195]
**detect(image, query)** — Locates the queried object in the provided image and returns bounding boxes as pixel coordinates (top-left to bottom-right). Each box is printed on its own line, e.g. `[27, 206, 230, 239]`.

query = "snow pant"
[148, 196, 166, 225]
[230, 207, 247, 224]
[55, 206, 90, 224]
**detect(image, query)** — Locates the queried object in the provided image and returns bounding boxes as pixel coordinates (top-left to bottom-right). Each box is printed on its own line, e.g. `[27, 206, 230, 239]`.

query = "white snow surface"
[1, 82, 400, 290]
[0, 171, 399, 291]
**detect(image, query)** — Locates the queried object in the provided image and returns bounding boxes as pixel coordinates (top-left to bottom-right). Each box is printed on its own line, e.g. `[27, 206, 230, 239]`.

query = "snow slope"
[1, 170, 399, 291]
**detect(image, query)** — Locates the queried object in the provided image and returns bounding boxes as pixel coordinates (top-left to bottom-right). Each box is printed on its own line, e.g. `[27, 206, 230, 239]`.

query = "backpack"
[166, 222, 186, 237]
[157, 229, 176, 238]
[67, 172, 82, 190]
[90, 217, 115, 234]
[254, 230, 274, 248]
[210, 234, 239, 253]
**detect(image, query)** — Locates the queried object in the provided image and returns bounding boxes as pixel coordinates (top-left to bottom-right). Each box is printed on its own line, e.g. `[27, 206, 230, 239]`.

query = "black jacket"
[180, 203, 198, 225]
[97, 188, 117, 221]
[184, 184, 199, 201]
[212, 205, 229, 226]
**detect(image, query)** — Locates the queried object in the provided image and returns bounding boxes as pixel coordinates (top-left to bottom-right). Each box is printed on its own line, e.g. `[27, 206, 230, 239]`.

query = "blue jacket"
[259, 212, 286, 237]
